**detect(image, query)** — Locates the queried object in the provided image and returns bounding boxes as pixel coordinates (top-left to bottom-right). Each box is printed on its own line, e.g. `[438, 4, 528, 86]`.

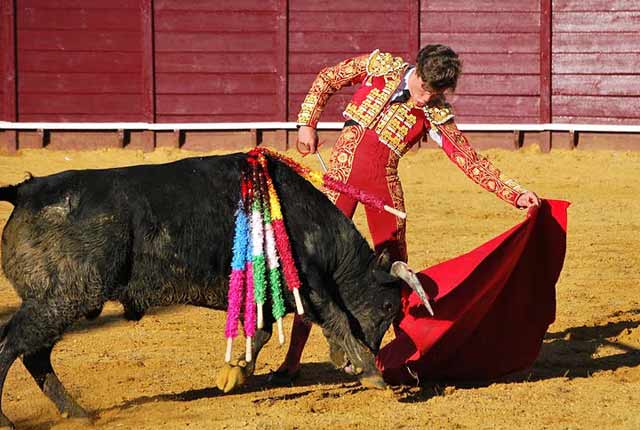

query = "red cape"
[377, 199, 569, 384]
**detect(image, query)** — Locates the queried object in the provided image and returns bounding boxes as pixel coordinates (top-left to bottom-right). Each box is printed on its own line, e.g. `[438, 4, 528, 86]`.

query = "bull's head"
[328, 250, 431, 388]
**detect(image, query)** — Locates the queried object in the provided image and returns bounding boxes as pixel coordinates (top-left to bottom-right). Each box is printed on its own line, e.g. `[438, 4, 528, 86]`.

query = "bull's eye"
[382, 301, 394, 314]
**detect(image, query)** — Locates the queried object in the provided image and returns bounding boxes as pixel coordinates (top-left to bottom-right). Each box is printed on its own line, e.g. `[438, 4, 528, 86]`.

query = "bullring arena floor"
[0, 146, 639, 429]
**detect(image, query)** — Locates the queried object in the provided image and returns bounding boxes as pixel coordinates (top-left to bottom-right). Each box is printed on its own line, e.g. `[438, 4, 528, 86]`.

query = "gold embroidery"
[425, 104, 455, 125]
[366, 49, 406, 79]
[324, 125, 365, 203]
[298, 94, 319, 125]
[343, 69, 403, 128]
[345, 88, 389, 127]
[437, 121, 527, 206]
[385, 151, 407, 262]
[297, 55, 369, 127]
[374, 103, 417, 156]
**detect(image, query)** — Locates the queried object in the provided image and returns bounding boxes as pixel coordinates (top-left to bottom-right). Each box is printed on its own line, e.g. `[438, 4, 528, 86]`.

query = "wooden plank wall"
[154, 0, 285, 122]
[420, 0, 542, 124]
[1, 0, 17, 122]
[287, 0, 418, 122]
[15, 0, 146, 121]
[2, 0, 640, 127]
[552, 0, 640, 125]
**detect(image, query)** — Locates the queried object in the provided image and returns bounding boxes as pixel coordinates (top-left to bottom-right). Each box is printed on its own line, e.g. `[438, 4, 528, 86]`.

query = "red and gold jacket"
[297, 49, 527, 207]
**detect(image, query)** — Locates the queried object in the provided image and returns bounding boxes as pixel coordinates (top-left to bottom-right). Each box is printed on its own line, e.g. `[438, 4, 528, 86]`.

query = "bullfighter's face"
[407, 70, 448, 107]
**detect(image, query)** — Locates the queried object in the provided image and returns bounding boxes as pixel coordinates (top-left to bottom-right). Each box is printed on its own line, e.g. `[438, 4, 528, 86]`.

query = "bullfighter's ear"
[374, 248, 392, 272]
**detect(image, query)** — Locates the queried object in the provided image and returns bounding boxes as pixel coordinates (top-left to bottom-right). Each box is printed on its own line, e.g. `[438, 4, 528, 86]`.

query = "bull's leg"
[216, 325, 273, 393]
[321, 324, 385, 389]
[0, 326, 19, 429]
[22, 345, 88, 418]
[322, 326, 349, 370]
[0, 299, 91, 428]
[318, 301, 386, 389]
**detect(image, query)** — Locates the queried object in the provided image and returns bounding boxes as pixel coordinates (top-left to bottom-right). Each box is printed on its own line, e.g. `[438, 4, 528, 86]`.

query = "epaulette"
[425, 103, 455, 125]
[366, 49, 406, 77]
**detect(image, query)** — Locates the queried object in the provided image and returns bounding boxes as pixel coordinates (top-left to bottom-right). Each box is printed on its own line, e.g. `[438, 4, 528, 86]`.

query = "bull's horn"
[390, 261, 434, 316]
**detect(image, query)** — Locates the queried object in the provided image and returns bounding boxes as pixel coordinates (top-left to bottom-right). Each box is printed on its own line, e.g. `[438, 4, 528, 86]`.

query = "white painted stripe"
[0, 122, 150, 130]
[1, 121, 640, 133]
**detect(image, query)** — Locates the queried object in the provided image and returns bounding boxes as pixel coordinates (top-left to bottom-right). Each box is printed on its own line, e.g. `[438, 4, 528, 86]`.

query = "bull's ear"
[373, 268, 399, 285]
[374, 248, 392, 272]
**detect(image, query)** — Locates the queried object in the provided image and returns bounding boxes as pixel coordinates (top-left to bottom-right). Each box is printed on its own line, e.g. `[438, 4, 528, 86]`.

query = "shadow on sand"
[95, 361, 362, 415]
[396, 308, 640, 403]
[3, 303, 638, 409]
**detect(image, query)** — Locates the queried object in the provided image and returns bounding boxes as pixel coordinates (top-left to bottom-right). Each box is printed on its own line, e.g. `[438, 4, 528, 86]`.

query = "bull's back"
[0, 152, 360, 311]
[113, 155, 244, 308]
[1, 154, 244, 304]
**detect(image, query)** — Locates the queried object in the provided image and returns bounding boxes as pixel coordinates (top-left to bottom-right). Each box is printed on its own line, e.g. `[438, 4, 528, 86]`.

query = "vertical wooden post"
[249, 129, 259, 147]
[117, 129, 127, 148]
[1, 0, 17, 152]
[513, 130, 523, 149]
[274, 129, 287, 151]
[141, 130, 154, 152]
[141, 0, 154, 122]
[408, 0, 420, 60]
[37, 129, 48, 147]
[275, 0, 288, 135]
[540, 0, 552, 151]
[569, 130, 578, 149]
[140, 0, 155, 150]
[172, 129, 182, 148]
[540, 131, 551, 152]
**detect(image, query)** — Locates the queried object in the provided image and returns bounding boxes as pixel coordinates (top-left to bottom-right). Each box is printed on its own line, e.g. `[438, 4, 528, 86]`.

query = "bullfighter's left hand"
[516, 191, 541, 209]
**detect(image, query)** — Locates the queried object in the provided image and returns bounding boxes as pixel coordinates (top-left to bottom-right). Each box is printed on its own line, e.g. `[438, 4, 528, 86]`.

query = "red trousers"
[326, 124, 408, 262]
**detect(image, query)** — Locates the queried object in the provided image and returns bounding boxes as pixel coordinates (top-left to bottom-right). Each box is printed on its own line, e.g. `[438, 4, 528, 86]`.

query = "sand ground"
[0, 146, 638, 429]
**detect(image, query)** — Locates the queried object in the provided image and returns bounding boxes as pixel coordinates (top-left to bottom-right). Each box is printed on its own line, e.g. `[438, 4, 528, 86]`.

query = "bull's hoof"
[61, 403, 90, 419]
[43, 374, 90, 419]
[359, 373, 387, 390]
[216, 362, 247, 393]
[342, 363, 356, 375]
[0, 412, 14, 430]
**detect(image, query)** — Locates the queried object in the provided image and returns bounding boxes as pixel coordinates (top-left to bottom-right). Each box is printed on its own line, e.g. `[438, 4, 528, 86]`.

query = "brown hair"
[415, 44, 461, 92]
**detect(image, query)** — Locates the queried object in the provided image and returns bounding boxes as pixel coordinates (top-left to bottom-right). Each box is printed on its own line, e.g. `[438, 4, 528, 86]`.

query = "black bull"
[0, 152, 427, 427]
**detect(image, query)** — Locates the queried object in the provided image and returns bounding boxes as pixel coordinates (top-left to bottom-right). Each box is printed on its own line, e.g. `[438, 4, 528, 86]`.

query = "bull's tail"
[0, 185, 18, 205]
[0, 173, 32, 206]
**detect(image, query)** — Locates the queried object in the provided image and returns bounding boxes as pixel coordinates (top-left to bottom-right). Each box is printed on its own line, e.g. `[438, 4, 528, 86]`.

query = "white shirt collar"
[401, 67, 414, 90]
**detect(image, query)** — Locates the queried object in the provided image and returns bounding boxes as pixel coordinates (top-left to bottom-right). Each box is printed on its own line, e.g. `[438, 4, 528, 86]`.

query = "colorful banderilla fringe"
[225, 146, 406, 363]
[224, 149, 302, 363]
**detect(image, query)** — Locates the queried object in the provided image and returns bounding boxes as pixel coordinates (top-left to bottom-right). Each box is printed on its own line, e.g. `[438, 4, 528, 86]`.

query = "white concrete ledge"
[1, 121, 640, 133]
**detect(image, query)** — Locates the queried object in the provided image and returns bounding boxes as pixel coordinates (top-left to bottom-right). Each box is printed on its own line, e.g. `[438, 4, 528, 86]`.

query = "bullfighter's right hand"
[297, 125, 319, 154]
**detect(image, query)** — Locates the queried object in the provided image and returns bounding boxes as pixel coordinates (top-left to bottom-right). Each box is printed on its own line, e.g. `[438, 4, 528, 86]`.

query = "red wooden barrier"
[552, 0, 640, 125]
[154, 0, 283, 122]
[287, 0, 416, 122]
[1, 0, 16, 123]
[421, 0, 542, 124]
[1, 0, 17, 153]
[0, 0, 639, 130]
[16, 0, 145, 121]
